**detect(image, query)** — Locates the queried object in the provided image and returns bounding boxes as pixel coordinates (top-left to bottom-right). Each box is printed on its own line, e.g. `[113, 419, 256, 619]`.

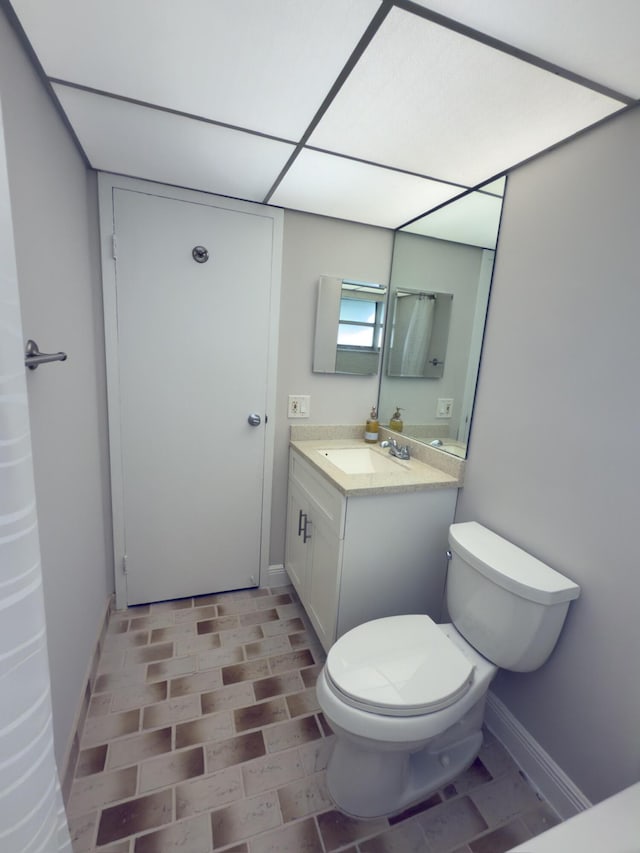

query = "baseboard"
[262, 563, 289, 589]
[485, 691, 591, 820]
[60, 594, 113, 804]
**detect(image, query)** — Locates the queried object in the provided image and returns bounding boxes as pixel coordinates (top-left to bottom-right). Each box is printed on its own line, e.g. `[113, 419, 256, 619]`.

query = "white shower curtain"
[401, 294, 434, 376]
[0, 101, 71, 852]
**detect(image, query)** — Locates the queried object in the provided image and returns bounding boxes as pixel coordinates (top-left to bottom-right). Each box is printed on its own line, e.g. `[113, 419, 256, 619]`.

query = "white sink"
[317, 447, 406, 474]
[438, 443, 466, 459]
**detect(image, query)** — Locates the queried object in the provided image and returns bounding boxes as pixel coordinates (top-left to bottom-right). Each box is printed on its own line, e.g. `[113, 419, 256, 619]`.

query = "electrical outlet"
[288, 395, 310, 418]
[436, 398, 453, 418]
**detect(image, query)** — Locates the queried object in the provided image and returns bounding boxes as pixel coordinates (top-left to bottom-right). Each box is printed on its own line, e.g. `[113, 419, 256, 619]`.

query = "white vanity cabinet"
[285, 447, 458, 652]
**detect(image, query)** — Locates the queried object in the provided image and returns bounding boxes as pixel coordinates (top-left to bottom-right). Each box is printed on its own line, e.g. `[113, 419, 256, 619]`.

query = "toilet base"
[325, 728, 484, 820]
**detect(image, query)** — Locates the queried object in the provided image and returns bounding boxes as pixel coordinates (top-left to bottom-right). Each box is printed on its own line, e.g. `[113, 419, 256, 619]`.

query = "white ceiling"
[7, 0, 639, 230]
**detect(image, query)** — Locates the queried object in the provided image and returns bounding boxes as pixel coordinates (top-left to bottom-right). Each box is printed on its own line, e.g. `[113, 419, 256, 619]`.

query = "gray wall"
[271, 210, 394, 565]
[456, 105, 640, 804]
[0, 10, 113, 769]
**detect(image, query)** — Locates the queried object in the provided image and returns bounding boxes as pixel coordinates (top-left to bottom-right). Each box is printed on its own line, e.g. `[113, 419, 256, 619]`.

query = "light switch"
[288, 395, 311, 418]
[436, 398, 453, 418]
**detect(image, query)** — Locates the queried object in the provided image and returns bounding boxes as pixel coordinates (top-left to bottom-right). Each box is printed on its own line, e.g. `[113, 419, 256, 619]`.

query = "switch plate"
[288, 395, 310, 418]
[436, 398, 453, 418]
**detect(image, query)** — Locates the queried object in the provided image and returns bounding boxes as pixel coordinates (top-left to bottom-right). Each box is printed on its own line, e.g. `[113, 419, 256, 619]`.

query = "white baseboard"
[263, 563, 289, 589]
[485, 691, 591, 820]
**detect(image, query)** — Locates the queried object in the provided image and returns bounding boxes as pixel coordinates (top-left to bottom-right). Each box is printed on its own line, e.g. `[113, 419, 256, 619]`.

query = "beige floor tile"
[196, 645, 244, 671]
[250, 816, 324, 853]
[277, 772, 332, 821]
[233, 697, 289, 732]
[241, 748, 305, 796]
[125, 642, 174, 666]
[210, 791, 282, 847]
[317, 809, 389, 852]
[244, 635, 292, 660]
[239, 608, 280, 627]
[261, 616, 305, 637]
[67, 766, 138, 817]
[142, 693, 201, 729]
[96, 789, 173, 846]
[107, 727, 172, 769]
[70, 588, 554, 853]
[67, 810, 98, 853]
[169, 668, 224, 698]
[81, 709, 140, 748]
[93, 667, 148, 695]
[176, 765, 243, 818]
[286, 687, 320, 718]
[146, 655, 196, 682]
[263, 715, 322, 753]
[75, 744, 108, 778]
[298, 735, 335, 775]
[417, 796, 488, 853]
[175, 709, 235, 748]
[139, 745, 205, 792]
[358, 819, 428, 852]
[134, 813, 212, 853]
[469, 771, 542, 828]
[253, 671, 304, 701]
[110, 681, 168, 713]
[174, 631, 221, 656]
[222, 659, 270, 685]
[200, 681, 255, 714]
[268, 649, 315, 674]
[205, 731, 266, 773]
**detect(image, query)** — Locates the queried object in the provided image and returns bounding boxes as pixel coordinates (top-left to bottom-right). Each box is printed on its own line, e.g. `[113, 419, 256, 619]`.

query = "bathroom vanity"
[285, 436, 462, 651]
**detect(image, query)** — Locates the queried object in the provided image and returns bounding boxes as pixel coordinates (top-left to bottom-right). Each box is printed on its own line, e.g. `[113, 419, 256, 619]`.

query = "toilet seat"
[325, 615, 475, 717]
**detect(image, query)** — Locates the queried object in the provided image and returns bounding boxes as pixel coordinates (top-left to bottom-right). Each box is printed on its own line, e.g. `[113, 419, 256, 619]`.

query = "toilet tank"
[446, 522, 580, 672]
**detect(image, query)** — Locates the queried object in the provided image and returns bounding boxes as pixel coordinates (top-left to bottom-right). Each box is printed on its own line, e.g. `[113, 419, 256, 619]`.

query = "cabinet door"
[306, 509, 342, 652]
[285, 479, 309, 599]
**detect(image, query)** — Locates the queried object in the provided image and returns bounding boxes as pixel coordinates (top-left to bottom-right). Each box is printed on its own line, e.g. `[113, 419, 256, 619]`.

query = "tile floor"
[67, 586, 561, 853]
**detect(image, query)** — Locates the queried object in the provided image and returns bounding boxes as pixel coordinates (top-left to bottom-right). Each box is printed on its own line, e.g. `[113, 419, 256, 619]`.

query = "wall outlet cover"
[288, 395, 310, 418]
[436, 398, 453, 418]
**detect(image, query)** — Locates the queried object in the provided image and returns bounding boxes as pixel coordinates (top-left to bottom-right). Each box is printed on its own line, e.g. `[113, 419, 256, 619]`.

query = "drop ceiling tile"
[270, 149, 461, 228]
[309, 8, 625, 187]
[13, 0, 382, 139]
[401, 190, 504, 249]
[409, 0, 640, 98]
[53, 84, 295, 202]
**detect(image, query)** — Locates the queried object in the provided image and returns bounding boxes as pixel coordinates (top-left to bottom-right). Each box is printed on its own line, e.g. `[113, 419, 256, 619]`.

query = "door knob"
[247, 413, 261, 426]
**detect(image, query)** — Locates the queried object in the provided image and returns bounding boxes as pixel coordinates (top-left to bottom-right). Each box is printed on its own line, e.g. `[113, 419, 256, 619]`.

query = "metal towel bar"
[24, 339, 67, 370]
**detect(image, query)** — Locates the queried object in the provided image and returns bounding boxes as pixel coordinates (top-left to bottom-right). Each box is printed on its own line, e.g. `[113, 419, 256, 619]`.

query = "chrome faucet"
[380, 438, 410, 460]
[429, 439, 443, 447]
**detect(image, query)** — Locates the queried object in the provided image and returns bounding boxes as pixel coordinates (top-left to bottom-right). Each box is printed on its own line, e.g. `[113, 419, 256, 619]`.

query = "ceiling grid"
[5, 0, 637, 228]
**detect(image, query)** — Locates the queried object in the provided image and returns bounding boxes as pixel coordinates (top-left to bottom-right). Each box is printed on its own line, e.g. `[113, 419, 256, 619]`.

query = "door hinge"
[112, 233, 118, 260]
[122, 554, 128, 574]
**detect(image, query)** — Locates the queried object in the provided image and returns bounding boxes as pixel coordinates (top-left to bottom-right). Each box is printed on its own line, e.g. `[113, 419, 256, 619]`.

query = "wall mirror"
[386, 289, 453, 379]
[313, 275, 387, 375]
[378, 179, 505, 457]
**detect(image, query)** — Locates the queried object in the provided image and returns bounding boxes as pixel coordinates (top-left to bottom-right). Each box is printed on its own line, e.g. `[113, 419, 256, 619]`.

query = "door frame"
[98, 173, 283, 609]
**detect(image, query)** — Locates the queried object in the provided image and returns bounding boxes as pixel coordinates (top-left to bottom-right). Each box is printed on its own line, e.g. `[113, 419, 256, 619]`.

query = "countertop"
[290, 437, 462, 496]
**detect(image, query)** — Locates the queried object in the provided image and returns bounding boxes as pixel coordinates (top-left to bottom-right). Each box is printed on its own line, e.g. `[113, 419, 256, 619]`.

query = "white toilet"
[316, 521, 580, 819]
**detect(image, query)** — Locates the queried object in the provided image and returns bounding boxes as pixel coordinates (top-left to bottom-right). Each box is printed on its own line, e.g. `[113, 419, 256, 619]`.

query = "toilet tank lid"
[449, 522, 580, 605]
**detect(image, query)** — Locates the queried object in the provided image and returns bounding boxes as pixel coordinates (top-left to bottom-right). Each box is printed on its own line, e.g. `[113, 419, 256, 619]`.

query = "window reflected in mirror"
[314, 276, 387, 375]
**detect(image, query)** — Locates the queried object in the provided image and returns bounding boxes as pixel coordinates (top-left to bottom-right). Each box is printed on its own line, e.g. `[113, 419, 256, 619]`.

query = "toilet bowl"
[316, 521, 580, 819]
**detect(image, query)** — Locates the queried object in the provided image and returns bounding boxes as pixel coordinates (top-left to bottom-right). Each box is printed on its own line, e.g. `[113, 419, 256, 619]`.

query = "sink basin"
[317, 447, 406, 474]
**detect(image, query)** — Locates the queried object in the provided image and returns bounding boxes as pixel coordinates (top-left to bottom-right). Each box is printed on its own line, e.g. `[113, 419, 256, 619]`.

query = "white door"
[106, 182, 280, 605]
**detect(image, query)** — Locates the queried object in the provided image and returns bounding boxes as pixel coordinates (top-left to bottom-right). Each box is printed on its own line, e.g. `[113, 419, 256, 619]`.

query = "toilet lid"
[326, 615, 474, 717]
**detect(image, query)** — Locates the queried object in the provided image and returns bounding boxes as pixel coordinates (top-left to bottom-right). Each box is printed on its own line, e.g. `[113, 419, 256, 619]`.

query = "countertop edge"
[290, 438, 461, 496]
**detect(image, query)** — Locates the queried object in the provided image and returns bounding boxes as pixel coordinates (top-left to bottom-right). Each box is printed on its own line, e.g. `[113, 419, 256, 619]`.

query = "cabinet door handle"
[302, 517, 312, 544]
[298, 510, 306, 537]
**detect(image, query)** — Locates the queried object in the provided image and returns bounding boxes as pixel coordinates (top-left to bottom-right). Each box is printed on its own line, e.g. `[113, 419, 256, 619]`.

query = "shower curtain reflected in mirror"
[400, 293, 435, 376]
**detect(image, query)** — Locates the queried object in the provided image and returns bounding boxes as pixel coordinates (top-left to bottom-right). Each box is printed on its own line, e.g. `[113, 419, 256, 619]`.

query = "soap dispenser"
[364, 406, 379, 444]
[389, 406, 404, 432]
